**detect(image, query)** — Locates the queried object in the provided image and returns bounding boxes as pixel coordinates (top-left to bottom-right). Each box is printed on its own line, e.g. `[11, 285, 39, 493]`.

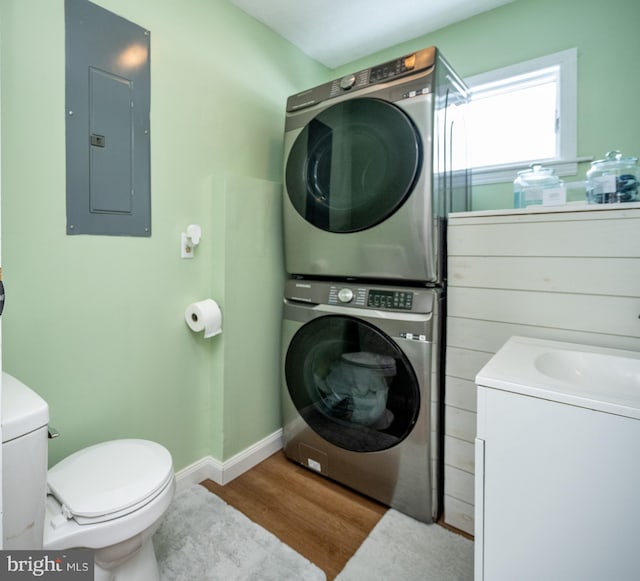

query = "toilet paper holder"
[181, 224, 202, 259]
[185, 299, 222, 338]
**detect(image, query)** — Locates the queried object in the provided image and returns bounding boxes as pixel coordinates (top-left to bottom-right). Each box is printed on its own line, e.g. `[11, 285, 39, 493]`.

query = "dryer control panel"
[329, 285, 414, 311]
[286, 46, 437, 112]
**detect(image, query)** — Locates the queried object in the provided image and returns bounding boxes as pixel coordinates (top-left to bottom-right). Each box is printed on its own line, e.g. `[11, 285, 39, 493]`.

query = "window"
[458, 49, 579, 185]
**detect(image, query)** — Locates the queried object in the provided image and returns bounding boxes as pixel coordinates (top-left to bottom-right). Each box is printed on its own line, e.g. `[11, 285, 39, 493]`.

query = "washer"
[283, 46, 469, 283]
[281, 278, 442, 523]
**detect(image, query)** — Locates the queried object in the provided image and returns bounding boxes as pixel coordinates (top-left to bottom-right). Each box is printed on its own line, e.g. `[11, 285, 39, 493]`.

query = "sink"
[534, 349, 640, 400]
[476, 336, 640, 418]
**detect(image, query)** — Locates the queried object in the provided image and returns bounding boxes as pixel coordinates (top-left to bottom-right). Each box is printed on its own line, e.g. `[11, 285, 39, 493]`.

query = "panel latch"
[90, 133, 105, 147]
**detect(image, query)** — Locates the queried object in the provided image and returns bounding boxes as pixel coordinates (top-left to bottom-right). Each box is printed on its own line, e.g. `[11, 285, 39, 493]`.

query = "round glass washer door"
[285, 315, 421, 452]
[285, 98, 423, 233]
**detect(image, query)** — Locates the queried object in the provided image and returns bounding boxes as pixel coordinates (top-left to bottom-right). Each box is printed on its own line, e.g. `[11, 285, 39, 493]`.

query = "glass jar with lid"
[513, 164, 564, 208]
[586, 150, 638, 204]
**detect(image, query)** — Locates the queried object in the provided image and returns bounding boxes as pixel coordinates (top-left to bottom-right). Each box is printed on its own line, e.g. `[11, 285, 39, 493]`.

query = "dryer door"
[285, 98, 422, 233]
[285, 314, 421, 452]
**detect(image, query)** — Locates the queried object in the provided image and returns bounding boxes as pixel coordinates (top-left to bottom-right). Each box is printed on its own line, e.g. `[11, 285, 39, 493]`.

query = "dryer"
[281, 278, 442, 523]
[283, 46, 469, 283]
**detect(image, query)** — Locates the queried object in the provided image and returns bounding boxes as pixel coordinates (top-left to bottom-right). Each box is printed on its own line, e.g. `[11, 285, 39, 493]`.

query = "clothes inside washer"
[321, 352, 396, 426]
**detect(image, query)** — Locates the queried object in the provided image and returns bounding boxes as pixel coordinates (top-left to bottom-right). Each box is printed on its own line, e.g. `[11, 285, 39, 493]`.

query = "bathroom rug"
[154, 484, 325, 581]
[335, 509, 473, 581]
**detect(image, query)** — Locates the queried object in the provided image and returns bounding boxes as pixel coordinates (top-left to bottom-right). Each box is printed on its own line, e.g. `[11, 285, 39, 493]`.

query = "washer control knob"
[337, 288, 354, 303]
[339, 74, 356, 90]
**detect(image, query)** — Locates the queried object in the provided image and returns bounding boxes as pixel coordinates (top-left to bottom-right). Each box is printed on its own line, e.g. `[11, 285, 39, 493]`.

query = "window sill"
[470, 157, 593, 186]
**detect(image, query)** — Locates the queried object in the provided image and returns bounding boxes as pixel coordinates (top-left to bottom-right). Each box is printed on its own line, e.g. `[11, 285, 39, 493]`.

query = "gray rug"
[336, 510, 473, 581]
[153, 485, 326, 581]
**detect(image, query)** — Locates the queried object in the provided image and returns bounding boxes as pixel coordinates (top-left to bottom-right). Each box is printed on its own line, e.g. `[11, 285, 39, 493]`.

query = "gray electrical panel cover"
[66, 0, 151, 236]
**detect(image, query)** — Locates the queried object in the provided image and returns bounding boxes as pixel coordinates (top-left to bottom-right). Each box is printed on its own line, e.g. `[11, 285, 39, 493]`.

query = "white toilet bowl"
[2, 372, 176, 581]
[44, 439, 175, 581]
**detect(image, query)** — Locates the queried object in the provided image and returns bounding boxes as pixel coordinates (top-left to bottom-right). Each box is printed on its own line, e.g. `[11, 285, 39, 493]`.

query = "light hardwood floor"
[201, 451, 387, 580]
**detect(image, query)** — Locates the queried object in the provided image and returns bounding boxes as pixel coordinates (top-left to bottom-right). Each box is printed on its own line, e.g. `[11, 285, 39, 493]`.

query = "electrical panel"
[65, 0, 151, 236]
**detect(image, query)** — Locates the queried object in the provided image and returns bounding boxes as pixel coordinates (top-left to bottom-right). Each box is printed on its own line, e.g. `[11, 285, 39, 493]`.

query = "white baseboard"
[175, 456, 223, 493]
[175, 429, 283, 493]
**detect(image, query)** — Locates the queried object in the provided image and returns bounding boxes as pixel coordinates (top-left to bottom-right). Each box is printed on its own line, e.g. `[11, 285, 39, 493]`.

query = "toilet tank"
[2, 372, 49, 549]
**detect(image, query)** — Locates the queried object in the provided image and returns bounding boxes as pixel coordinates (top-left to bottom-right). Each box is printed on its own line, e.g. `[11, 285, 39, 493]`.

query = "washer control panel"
[367, 289, 414, 310]
[328, 286, 414, 311]
[285, 280, 434, 315]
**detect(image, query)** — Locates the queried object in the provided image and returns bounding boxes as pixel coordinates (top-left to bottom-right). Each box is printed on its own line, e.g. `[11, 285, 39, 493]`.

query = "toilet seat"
[43, 471, 175, 551]
[47, 439, 173, 525]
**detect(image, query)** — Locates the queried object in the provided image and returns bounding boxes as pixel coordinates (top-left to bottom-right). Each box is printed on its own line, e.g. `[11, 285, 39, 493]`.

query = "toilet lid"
[47, 439, 173, 522]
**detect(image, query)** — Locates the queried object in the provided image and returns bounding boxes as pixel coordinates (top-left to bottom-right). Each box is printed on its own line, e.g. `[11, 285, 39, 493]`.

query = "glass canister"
[586, 150, 638, 204]
[514, 164, 564, 208]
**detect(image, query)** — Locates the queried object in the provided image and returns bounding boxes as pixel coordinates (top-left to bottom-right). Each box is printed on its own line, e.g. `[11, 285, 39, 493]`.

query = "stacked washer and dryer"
[280, 47, 469, 523]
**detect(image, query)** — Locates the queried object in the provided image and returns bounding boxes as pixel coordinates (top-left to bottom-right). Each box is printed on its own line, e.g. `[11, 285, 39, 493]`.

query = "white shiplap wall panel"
[443, 206, 640, 536]
[445, 406, 477, 443]
[444, 465, 474, 505]
[448, 220, 639, 257]
[449, 288, 640, 338]
[444, 495, 474, 534]
[450, 256, 640, 297]
[447, 316, 640, 353]
[448, 206, 640, 257]
[450, 287, 639, 337]
[445, 435, 474, 473]
[444, 376, 477, 413]
[445, 346, 493, 382]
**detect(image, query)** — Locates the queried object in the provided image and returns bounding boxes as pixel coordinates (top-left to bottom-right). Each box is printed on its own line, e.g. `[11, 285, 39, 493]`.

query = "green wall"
[334, 0, 640, 210]
[2, 0, 639, 473]
[0, 0, 327, 468]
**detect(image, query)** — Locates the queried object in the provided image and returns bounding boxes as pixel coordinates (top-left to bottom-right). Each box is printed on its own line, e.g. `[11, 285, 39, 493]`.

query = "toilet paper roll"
[185, 299, 222, 338]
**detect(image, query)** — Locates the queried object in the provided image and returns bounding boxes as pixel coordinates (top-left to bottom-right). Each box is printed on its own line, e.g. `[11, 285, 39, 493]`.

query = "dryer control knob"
[337, 288, 354, 303]
[339, 74, 356, 90]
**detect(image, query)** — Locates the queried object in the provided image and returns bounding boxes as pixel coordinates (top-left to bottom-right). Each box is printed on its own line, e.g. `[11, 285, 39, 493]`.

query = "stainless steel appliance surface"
[281, 279, 442, 523]
[283, 46, 469, 284]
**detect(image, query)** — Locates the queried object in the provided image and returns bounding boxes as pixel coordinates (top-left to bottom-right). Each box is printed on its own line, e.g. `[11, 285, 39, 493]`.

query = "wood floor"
[201, 451, 388, 580]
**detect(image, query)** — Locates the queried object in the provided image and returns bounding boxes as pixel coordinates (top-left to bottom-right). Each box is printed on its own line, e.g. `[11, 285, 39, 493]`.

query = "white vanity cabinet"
[474, 337, 640, 581]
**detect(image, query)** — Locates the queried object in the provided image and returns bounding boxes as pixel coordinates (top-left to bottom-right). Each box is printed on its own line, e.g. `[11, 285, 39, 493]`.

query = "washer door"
[285, 315, 420, 452]
[285, 98, 422, 233]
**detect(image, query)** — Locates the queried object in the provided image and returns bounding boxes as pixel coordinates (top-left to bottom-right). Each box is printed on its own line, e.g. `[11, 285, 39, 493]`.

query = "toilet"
[2, 372, 175, 581]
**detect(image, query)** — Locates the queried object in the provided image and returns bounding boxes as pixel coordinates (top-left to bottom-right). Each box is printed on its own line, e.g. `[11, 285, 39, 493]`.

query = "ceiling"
[229, 0, 515, 69]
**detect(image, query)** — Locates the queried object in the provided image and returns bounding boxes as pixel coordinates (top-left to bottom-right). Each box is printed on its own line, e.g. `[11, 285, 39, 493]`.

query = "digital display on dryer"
[369, 54, 416, 83]
[368, 290, 413, 310]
